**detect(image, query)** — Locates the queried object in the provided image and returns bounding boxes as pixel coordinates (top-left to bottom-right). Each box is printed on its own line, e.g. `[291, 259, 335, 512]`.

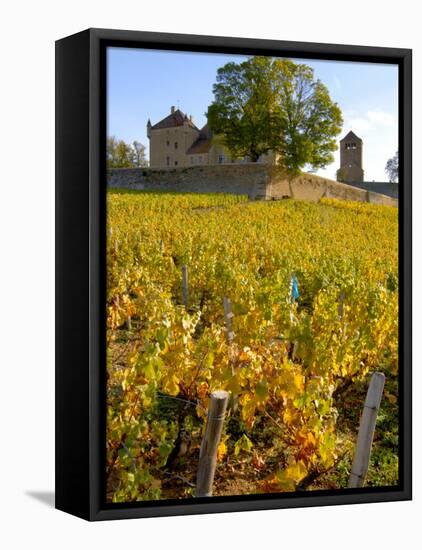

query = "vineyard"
[106, 189, 399, 503]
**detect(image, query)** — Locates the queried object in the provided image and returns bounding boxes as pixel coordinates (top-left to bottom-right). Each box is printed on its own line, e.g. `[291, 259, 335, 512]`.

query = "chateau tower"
[337, 131, 364, 184]
[147, 106, 199, 168]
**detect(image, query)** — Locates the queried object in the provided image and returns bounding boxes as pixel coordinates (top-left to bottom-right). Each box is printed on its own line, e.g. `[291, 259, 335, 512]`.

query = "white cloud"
[345, 117, 372, 134]
[343, 110, 397, 135]
[367, 110, 396, 127]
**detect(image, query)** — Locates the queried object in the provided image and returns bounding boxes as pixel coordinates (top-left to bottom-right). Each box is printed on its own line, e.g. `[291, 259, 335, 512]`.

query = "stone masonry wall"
[342, 181, 399, 199]
[107, 165, 398, 207]
[107, 164, 271, 199]
[269, 172, 398, 206]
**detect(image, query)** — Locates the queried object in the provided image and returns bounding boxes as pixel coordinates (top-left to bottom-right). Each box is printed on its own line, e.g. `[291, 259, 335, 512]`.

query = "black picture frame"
[55, 28, 412, 521]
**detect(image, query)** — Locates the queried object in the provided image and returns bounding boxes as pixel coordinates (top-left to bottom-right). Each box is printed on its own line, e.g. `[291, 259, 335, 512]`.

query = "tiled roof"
[151, 109, 199, 131]
[186, 124, 213, 154]
[341, 130, 362, 142]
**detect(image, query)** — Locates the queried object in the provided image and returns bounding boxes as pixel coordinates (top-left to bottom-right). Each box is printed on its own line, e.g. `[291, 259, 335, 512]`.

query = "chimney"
[189, 115, 193, 122]
[171, 106, 175, 114]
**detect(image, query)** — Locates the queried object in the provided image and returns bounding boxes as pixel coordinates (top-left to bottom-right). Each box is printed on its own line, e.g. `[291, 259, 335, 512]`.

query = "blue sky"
[107, 48, 398, 181]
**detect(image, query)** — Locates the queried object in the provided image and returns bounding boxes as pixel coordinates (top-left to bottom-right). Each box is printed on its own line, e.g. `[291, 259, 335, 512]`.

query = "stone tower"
[147, 106, 199, 168]
[337, 131, 364, 183]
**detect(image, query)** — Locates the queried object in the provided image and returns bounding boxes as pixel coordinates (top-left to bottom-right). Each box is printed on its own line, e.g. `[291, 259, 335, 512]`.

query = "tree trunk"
[249, 150, 260, 162]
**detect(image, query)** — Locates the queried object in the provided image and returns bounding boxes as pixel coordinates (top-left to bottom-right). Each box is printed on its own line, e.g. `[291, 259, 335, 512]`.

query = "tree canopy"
[207, 57, 343, 172]
[107, 137, 148, 169]
[385, 151, 399, 182]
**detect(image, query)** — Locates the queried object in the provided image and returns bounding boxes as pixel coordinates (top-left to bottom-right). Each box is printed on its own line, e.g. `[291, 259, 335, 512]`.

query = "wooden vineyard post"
[289, 276, 299, 357]
[181, 264, 189, 308]
[348, 372, 386, 488]
[289, 275, 298, 325]
[223, 296, 238, 411]
[338, 290, 345, 320]
[196, 390, 229, 497]
[223, 296, 234, 344]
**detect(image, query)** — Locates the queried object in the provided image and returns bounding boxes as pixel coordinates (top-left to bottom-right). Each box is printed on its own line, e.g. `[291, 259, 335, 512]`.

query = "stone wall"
[107, 164, 271, 199]
[107, 165, 398, 207]
[341, 181, 399, 199]
[270, 172, 398, 206]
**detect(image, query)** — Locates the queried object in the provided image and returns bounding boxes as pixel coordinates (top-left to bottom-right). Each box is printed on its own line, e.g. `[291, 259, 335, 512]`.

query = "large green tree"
[207, 57, 343, 172]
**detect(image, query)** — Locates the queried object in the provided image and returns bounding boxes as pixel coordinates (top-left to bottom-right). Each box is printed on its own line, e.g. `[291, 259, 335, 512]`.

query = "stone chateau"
[147, 106, 275, 168]
[141, 107, 397, 200]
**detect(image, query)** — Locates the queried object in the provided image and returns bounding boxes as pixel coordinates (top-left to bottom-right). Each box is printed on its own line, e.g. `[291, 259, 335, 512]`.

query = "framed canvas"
[55, 28, 412, 521]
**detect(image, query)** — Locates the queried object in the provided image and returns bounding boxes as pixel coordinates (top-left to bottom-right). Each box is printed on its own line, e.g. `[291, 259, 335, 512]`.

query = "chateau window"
[174, 160, 178, 166]
[345, 142, 357, 150]
[198, 156, 202, 164]
[218, 154, 224, 164]
[190, 157, 195, 164]
[166, 140, 170, 146]
[166, 156, 170, 166]
[174, 141, 178, 150]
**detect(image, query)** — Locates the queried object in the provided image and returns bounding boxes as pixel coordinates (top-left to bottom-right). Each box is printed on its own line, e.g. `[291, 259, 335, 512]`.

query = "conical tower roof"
[340, 130, 362, 142]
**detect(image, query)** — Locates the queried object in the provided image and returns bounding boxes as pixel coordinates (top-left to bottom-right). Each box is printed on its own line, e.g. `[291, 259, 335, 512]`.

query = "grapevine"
[106, 190, 398, 502]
